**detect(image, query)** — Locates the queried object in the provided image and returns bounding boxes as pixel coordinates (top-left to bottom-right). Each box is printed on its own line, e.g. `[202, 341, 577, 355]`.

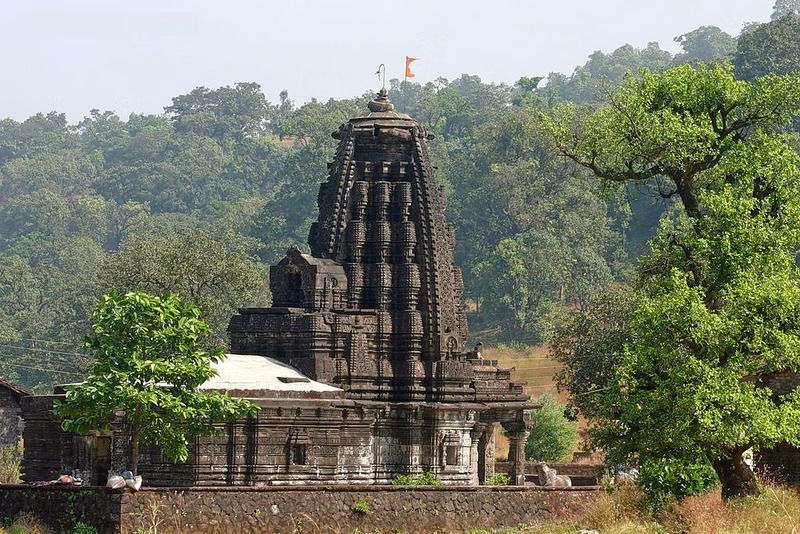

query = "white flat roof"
[200, 354, 342, 394]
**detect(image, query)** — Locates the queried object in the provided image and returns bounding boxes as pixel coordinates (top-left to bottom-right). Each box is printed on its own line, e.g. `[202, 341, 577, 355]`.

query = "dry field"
[483, 344, 566, 460]
[484, 344, 565, 403]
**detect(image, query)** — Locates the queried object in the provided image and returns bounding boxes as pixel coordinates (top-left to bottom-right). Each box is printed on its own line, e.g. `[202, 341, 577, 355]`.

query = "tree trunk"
[131, 421, 141, 476]
[711, 449, 759, 499]
[675, 177, 702, 220]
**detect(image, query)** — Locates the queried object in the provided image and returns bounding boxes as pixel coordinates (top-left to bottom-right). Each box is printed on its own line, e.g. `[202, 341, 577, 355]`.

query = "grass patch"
[0, 446, 21, 484]
[471, 482, 800, 533]
[0, 513, 51, 534]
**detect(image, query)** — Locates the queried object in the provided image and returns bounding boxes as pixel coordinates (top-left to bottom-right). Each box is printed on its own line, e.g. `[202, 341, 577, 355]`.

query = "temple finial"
[368, 87, 394, 112]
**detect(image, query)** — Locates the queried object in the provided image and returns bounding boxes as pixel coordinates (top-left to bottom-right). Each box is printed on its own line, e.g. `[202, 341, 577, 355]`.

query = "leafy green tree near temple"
[546, 64, 800, 499]
[55, 291, 259, 475]
[525, 395, 579, 463]
[550, 286, 636, 420]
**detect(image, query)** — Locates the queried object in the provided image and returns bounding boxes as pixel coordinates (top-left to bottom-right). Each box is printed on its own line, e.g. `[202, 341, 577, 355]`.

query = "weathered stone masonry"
[0, 484, 597, 534]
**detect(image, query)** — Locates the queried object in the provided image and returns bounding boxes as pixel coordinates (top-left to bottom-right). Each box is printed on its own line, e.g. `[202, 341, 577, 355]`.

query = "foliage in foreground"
[0, 513, 51, 534]
[637, 457, 719, 509]
[54, 291, 259, 474]
[546, 63, 800, 499]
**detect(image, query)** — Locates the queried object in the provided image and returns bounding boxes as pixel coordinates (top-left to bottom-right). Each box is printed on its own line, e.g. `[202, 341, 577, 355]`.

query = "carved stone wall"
[22, 394, 489, 487]
[0, 388, 22, 448]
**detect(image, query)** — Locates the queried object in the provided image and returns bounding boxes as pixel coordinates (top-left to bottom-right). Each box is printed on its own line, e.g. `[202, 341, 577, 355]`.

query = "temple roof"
[0, 376, 31, 400]
[201, 354, 344, 397]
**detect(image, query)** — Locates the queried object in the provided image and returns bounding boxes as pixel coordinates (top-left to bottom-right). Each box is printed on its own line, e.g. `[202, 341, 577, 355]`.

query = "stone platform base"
[0, 484, 598, 533]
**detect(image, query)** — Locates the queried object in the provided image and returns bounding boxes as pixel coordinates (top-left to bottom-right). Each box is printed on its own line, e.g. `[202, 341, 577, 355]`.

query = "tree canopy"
[101, 228, 267, 342]
[55, 291, 259, 475]
[525, 395, 580, 463]
[546, 64, 800, 499]
[734, 14, 800, 81]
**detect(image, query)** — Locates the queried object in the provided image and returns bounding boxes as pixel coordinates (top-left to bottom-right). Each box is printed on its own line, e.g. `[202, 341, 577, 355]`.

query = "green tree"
[55, 291, 259, 475]
[101, 229, 266, 342]
[772, 0, 800, 20]
[734, 15, 800, 81]
[0, 236, 104, 392]
[474, 233, 561, 340]
[165, 82, 275, 143]
[448, 105, 622, 341]
[546, 64, 800, 499]
[542, 43, 673, 105]
[279, 97, 363, 152]
[673, 26, 736, 65]
[550, 286, 636, 419]
[525, 395, 580, 462]
[0, 112, 71, 163]
[512, 76, 544, 107]
[251, 97, 365, 264]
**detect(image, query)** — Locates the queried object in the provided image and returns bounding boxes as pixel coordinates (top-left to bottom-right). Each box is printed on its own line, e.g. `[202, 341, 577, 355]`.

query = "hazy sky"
[1, 0, 775, 123]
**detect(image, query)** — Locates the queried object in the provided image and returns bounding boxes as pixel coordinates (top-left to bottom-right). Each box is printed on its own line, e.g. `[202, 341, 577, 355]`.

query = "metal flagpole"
[403, 66, 407, 113]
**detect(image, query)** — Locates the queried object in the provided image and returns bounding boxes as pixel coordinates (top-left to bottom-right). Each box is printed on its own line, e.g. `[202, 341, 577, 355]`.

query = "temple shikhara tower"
[230, 89, 518, 405]
[21, 90, 533, 486]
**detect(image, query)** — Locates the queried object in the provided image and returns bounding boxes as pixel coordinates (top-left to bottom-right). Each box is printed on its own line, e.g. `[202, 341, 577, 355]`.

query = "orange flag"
[406, 56, 419, 78]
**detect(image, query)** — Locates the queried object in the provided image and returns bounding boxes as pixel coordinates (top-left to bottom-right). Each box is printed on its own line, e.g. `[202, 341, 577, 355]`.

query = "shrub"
[72, 523, 98, 534]
[486, 473, 510, 486]
[525, 395, 579, 462]
[351, 498, 371, 515]
[579, 481, 648, 529]
[415, 471, 442, 486]
[670, 483, 800, 533]
[390, 471, 442, 485]
[390, 474, 415, 485]
[4, 513, 50, 534]
[637, 457, 718, 509]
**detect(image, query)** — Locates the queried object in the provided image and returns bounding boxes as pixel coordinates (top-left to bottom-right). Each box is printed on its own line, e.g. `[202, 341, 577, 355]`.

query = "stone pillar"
[469, 424, 483, 486]
[477, 423, 495, 484]
[110, 416, 130, 475]
[503, 422, 530, 486]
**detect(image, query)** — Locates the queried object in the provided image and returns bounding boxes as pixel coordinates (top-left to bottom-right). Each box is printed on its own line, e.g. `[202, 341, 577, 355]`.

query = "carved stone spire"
[229, 100, 526, 404]
[309, 93, 467, 367]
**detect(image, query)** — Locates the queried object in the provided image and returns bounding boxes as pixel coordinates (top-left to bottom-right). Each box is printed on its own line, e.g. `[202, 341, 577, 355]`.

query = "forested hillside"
[1, 9, 797, 392]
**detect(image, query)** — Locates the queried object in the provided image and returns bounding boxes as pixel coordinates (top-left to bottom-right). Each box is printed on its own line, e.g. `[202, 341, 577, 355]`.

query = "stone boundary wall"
[0, 484, 598, 533]
[0, 484, 122, 533]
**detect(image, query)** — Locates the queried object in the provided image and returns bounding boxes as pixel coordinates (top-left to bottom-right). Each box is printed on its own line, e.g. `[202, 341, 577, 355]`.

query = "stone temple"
[21, 90, 532, 486]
